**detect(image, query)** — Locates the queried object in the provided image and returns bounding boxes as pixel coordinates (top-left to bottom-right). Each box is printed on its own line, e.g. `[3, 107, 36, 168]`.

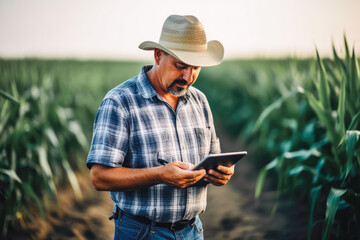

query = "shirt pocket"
[194, 126, 211, 159]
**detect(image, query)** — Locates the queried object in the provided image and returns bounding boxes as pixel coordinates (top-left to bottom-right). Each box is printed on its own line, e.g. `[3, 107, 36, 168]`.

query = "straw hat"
[139, 15, 224, 67]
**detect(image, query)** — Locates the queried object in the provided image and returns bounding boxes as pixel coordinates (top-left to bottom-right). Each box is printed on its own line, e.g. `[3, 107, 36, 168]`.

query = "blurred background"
[1, 0, 360, 239]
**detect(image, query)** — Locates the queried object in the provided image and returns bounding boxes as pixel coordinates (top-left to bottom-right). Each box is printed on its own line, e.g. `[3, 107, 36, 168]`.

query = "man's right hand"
[159, 161, 206, 188]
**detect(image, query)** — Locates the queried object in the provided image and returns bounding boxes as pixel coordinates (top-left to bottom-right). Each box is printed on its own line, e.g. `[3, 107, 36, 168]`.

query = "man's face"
[157, 51, 201, 97]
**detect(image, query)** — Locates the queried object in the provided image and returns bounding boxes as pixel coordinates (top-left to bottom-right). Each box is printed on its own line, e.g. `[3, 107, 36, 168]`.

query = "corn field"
[0, 60, 144, 235]
[251, 38, 360, 240]
[0, 37, 359, 239]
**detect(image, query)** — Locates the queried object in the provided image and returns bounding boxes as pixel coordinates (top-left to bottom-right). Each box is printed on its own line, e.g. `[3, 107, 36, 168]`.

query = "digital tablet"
[193, 151, 247, 171]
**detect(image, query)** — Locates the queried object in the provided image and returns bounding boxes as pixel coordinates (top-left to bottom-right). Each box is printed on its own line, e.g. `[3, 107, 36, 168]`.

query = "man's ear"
[154, 49, 163, 65]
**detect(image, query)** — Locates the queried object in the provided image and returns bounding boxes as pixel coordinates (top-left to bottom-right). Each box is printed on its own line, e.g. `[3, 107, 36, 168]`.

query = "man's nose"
[183, 68, 195, 82]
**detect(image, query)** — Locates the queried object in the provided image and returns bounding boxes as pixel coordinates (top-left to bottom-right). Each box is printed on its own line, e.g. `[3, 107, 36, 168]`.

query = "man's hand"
[203, 165, 234, 186]
[159, 161, 206, 188]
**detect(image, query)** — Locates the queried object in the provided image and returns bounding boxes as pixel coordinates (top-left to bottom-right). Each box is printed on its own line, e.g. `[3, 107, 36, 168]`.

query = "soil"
[4, 128, 309, 240]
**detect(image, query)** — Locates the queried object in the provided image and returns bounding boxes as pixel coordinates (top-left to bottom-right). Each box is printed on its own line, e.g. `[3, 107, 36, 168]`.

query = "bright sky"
[0, 0, 359, 60]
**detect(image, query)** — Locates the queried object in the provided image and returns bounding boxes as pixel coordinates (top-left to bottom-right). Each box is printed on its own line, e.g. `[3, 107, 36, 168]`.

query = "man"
[86, 15, 234, 240]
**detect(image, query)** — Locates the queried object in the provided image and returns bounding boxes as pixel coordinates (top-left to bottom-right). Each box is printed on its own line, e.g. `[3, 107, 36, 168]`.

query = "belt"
[121, 211, 196, 231]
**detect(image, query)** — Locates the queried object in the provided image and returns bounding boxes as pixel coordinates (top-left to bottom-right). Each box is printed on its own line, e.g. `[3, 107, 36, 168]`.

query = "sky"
[0, 0, 360, 60]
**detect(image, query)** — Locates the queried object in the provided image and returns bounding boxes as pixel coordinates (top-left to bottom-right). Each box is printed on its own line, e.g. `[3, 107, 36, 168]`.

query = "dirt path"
[201, 128, 308, 240]
[5, 128, 308, 240]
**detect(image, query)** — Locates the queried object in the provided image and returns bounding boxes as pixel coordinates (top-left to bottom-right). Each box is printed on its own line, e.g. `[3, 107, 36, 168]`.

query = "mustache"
[170, 79, 188, 87]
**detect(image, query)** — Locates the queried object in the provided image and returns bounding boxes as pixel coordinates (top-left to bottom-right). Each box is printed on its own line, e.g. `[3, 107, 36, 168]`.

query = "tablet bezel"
[192, 151, 247, 171]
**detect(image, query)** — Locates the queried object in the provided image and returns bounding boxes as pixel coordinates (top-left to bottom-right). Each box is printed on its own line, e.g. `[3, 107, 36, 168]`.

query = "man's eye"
[176, 65, 187, 70]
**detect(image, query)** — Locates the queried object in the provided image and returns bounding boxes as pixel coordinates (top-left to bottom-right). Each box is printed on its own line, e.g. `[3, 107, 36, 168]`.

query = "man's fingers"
[207, 170, 227, 180]
[216, 165, 235, 175]
[183, 169, 206, 179]
[204, 174, 225, 186]
[176, 161, 194, 170]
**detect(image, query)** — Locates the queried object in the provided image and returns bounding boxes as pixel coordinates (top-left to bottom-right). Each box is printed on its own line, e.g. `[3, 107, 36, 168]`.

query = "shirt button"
[188, 190, 191, 193]
[181, 145, 185, 150]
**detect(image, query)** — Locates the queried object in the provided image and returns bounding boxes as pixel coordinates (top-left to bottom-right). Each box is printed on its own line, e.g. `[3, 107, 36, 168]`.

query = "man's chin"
[168, 87, 188, 97]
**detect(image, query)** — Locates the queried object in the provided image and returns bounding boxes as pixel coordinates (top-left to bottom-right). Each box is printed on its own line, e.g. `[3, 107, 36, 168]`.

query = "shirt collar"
[136, 65, 191, 102]
[136, 65, 158, 99]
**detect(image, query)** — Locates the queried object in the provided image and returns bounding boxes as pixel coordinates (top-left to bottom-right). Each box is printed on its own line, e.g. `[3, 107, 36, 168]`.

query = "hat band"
[159, 40, 208, 52]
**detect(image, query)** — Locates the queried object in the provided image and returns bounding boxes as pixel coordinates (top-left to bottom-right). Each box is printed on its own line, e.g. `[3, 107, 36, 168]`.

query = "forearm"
[91, 164, 162, 191]
[90, 161, 207, 191]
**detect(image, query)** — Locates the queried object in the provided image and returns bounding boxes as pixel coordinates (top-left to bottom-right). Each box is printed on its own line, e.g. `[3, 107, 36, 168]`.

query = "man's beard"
[167, 79, 190, 97]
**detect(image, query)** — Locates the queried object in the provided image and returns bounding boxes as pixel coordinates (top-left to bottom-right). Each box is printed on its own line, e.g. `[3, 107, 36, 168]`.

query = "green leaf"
[253, 87, 302, 132]
[62, 158, 83, 201]
[344, 34, 350, 64]
[22, 183, 45, 220]
[348, 110, 360, 130]
[350, 48, 359, 108]
[255, 157, 279, 199]
[68, 120, 88, 149]
[322, 188, 347, 240]
[336, 69, 346, 137]
[284, 148, 321, 160]
[0, 168, 22, 183]
[345, 130, 360, 178]
[38, 145, 57, 198]
[288, 165, 317, 176]
[316, 50, 331, 111]
[308, 185, 322, 240]
[45, 128, 59, 147]
[0, 89, 20, 104]
[332, 43, 349, 81]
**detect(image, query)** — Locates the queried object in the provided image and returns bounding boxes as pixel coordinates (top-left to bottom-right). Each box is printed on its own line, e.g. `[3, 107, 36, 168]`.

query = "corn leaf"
[332, 44, 349, 81]
[253, 87, 302, 132]
[38, 145, 57, 198]
[348, 110, 360, 130]
[322, 188, 347, 240]
[0, 168, 22, 183]
[308, 185, 322, 240]
[284, 148, 321, 160]
[345, 130, 360, 178]
[344, 34, 350, 64]
[68, 120, 88, 149]
[62, 158, 83, 201]
[22, 183, 45, 220]
[316, 50, 331, 111]
[0, 89, 19, 104]
[337, 111, 360, 147]
[255, 157, 279, 199]
[336, 68, 346, 137]
[350, 49, 359, 108]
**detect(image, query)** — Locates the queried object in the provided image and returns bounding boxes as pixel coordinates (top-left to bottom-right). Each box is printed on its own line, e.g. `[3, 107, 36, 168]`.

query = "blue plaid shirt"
[86, 65, 221, 223]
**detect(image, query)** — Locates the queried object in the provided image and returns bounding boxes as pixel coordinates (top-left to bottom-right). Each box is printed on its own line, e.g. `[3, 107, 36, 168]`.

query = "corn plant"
[254, 37, 360, 239]
[0, 59, 144, 236]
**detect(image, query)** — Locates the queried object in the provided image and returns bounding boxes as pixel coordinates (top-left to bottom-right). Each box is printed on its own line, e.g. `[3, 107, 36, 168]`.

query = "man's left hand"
[203, 165, 235, 186]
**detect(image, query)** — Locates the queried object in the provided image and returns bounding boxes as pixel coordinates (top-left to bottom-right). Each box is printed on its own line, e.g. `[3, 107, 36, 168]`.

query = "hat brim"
[139, 40, 224, 67]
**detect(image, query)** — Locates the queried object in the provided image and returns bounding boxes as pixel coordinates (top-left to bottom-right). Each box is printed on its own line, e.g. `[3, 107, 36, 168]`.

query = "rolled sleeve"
[86, 98, 129, 169]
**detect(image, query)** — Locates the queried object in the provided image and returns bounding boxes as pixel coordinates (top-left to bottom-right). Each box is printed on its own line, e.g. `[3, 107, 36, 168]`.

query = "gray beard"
[167, 79, 190, 97]
[167, 85, 189, 97]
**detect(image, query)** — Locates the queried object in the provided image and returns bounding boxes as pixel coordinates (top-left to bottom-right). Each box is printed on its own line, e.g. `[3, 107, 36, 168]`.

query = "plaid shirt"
[86, 65, 220, 223]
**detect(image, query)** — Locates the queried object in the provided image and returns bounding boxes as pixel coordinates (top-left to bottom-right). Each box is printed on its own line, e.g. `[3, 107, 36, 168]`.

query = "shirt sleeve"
[86, 98, 129, 169]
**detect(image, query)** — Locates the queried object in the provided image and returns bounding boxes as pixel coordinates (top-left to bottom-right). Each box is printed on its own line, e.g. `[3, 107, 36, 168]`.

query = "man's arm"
[90, 161, 206, 191]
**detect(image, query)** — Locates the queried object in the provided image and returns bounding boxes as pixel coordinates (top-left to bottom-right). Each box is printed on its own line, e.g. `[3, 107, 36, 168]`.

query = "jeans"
[114, 214, 204, 240]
